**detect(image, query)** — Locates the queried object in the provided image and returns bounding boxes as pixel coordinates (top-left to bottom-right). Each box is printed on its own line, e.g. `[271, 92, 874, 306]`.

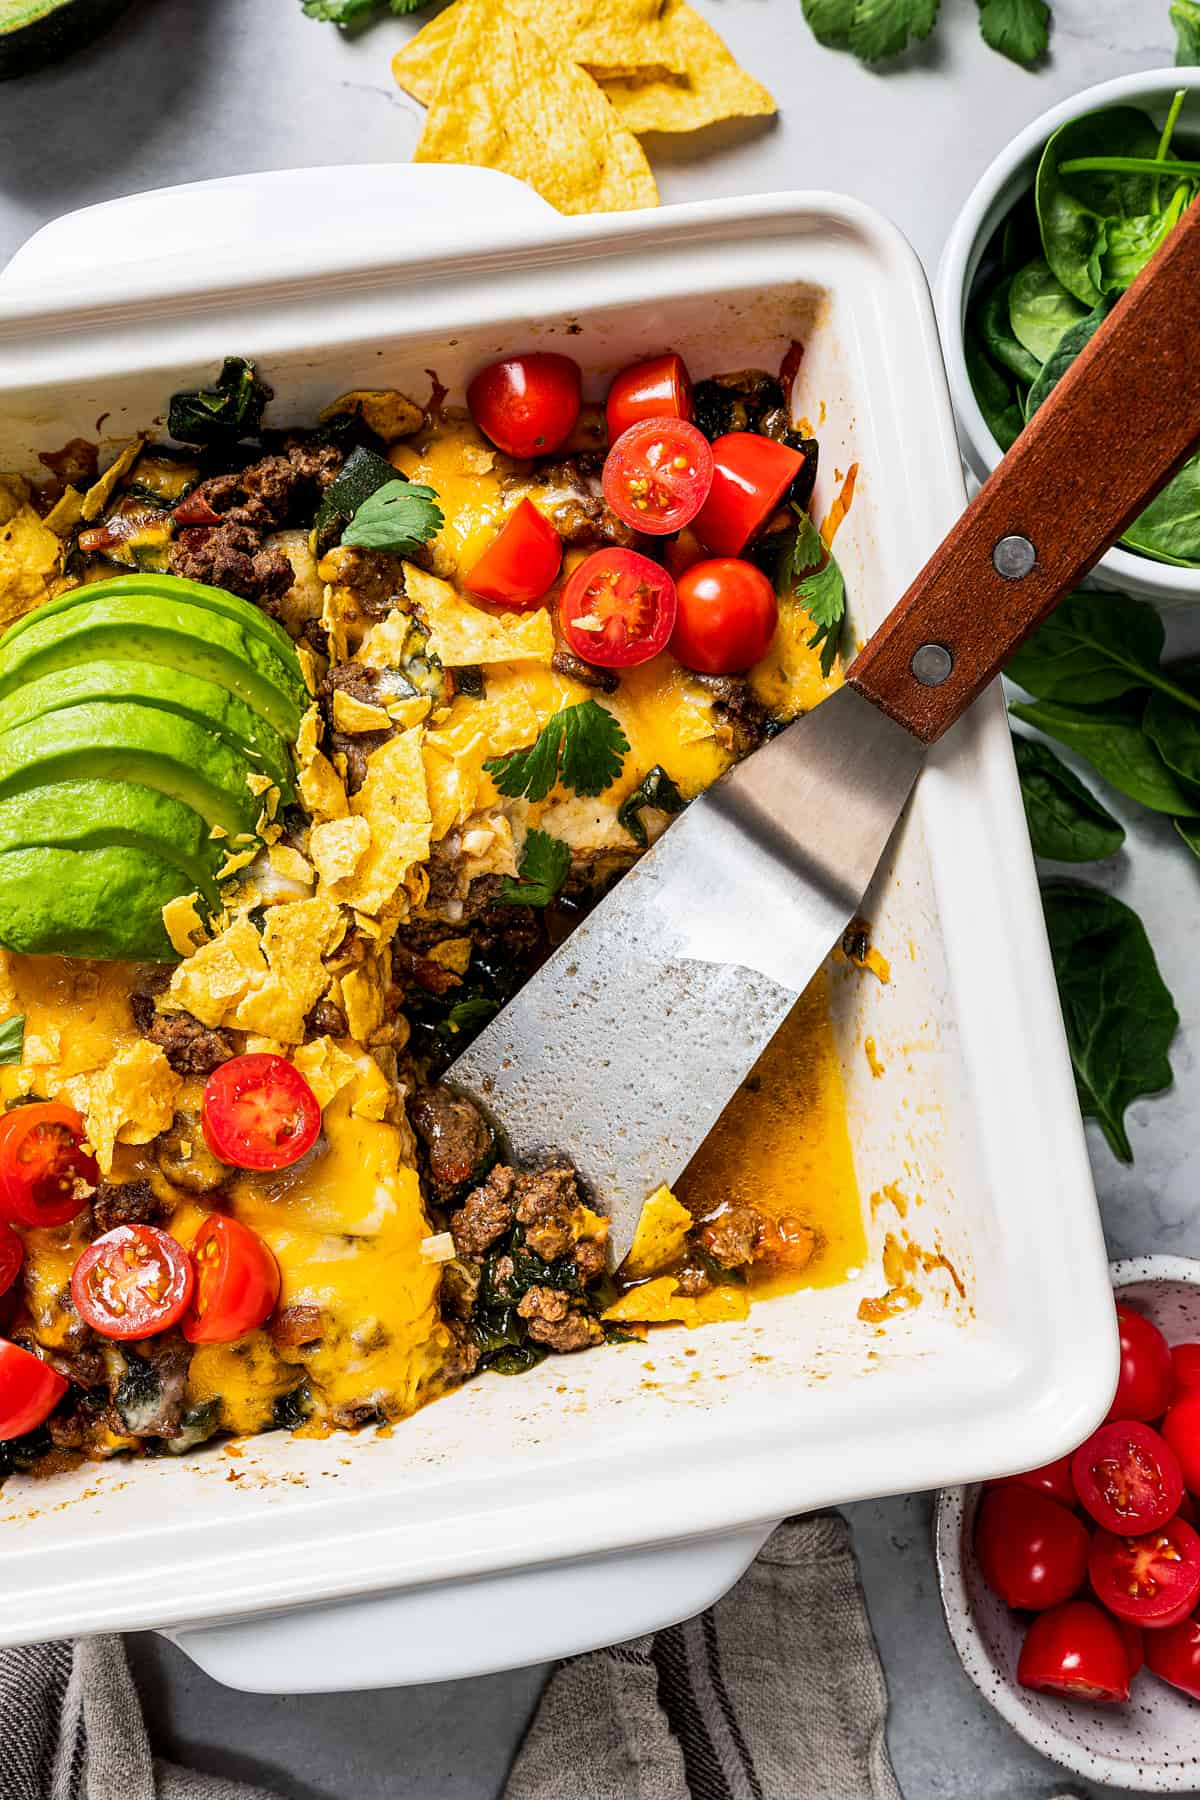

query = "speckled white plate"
[937, 1256, 1200, 1791]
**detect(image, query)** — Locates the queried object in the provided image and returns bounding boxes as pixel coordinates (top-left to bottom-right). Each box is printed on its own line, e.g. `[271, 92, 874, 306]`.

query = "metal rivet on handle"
[911, 643, 953, 687]
[993, 534, 1036, 579]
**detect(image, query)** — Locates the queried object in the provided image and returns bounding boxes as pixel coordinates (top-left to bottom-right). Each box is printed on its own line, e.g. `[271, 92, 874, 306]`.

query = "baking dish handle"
[161, 1525, 771, 1695]
[2, 164, 559, 291]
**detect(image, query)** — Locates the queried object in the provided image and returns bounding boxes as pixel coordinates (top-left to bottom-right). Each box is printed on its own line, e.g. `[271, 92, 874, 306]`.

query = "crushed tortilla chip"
[421, 693, 542, 837]
[162, 893, 209, 959]
[246, 772, 274, 797]
[600, 0, 775, 134]
[319, 390, 424, 441]
[413, 0, 657, 217]
[309, 815, 371, 887]
[43, 488, 85, 536]
[60, 1041, 182, 1175]
[622, 1184, 692, 1279]
[326, 729, 432, 917]
[602, 1275, 749, 1328]
[393, 0, 678, 100]
[291, 1035, 361, 1110]
[339, 965, 386, 1043]
[332, 690, 392, 734]
[426, 937, 472, 975]
[404, 563, 554, 667]
[80, 439, 144, 521]
[164, 897, 345, 1045]
[268, 844, 315, 887]
[386, 695, 433, 729]
[0, 477, 63, 629]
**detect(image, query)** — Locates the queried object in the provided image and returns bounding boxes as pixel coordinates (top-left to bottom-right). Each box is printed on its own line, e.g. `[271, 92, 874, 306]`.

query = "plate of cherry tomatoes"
[937, 1257, 1200, 1791]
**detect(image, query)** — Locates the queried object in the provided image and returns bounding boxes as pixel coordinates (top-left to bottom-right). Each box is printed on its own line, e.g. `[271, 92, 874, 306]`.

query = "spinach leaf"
[975, 274, 1043, 386]
[618, 766, 687, 848]
[1120, 450, 1200, 568]
[0, 1015, 24, 1066]
[1175, 816, 1200, 857]
[1007, 258, 1087, 364]
[1142, 690, 1200, 789]
[1041, 880, 1178, 1162]
[1005, 589, 1176, 706]
[976, 0, 1049, 64]
[1013, 736, 1124, 861]
[964, 331, 1026, 452]
[1035, 106, 1175, 305]
[1176, 0, 1200, 61]
[439, 995, 500, 1041]
[1024, 297, 1111, 418]
[168, 357, 272, 449]
[1009, 697, 1196, 813]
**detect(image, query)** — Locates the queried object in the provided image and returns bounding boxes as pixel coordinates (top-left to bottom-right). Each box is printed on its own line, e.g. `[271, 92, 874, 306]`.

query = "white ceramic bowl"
[935, 69, 1200, 608]
[936, 1256, 1200, 1792]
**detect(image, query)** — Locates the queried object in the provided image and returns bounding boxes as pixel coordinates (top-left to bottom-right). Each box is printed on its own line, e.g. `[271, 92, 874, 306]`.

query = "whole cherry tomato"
[988, 1454, 1077, 1511]
[601, 419, 713, 535]
[1163, 1393, 1200, 1494]
[975, 1485, 1090, 1611]
[0, 1102, 98, 1229]
[467, 354, 581, 459]
[671, 558, 778, 675]
[1145, 1616, 1200, 1699]
[0, 1340, 67, 1440]
[1171, 1341, 1200, 1402]
[605, 352, 693, 441]
[559, 548, 677, 670]
[71, 1224, 194, 1341]
[202, 1054, 322, 1173]
[1072, 1420, 1183, 1535]
[692, 432, 806, 556]
[1107, 1304, 1173, 1422]
[1017, 1600, 1131, 1703]
[464, 499, 562, 608]
[183, 1214, 280, 1345]
[1120, 1621, 1145, 1678]
[1089, 1517, 1200, 1628]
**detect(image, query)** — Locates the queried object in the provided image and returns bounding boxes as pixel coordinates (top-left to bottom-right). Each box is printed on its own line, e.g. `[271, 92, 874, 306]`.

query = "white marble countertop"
[0, 2, 1192, 1794]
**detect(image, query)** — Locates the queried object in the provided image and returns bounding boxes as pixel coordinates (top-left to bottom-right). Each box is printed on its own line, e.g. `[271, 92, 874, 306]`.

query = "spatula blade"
[448, 686, 924, 1258]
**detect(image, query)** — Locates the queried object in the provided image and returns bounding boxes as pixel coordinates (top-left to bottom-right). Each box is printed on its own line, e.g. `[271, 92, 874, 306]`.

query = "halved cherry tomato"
[1163, 1392, 1200, 1492]
[670, 558, 778, 675]
[606, 352, 693, 442]
[1107, 1304, 1173, 1422]
[183, 1214, 280, 1345]
[559, 548, 677, 669]
[71, 1224, 194, 1341]
[975, 1485, 1090, 1611]
[464, 499, 562, 609]
[1171, 1342, 1200, 1402]
[467, 353, 581, 459]
[602, 419, 713, 536]
[202, 1053, 322, 1173]
[1016, 1600, 1131, 1703]
[692, 432, 806, 556]
[1145, 1616, 1200, 1698]
[0, 1340, 67, 1440]
[0, 1103, 98, 1229]
[1120, 1620, 1145, 1678]
[1089, 1517, 1200, 1628]
[0, 1224, 22, 1300]
[988, 1454, 1078, 1511]
[1073, 1421, 1183, 1534]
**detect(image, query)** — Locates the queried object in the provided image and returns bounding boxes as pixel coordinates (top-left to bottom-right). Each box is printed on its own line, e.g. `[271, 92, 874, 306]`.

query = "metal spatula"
[450, 198, 1200, 1261]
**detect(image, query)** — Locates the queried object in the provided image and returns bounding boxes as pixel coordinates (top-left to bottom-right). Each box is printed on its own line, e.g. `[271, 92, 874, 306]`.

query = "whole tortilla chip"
[601, 0, 775, 135]
[393, 0, 678, 104]
[414, 0, 658, 216]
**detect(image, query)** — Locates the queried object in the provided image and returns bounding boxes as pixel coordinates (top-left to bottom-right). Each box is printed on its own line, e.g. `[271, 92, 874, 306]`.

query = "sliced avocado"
[0, 596, 304, 741]
[0, 703, 264, 840]
[0, 662, 294, 802]
[0, 781, 221, 904]
[0, 0, 132, 81]
[5, 572, 301, 672]
[0, 846, 184, 961]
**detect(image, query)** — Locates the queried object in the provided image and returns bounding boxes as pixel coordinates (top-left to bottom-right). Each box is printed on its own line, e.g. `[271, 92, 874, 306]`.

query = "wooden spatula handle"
[848, 194, 1200, 743]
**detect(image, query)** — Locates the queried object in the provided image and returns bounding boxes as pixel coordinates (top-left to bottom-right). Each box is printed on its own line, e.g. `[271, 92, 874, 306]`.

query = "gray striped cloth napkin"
[0, 1514, 907, 1800]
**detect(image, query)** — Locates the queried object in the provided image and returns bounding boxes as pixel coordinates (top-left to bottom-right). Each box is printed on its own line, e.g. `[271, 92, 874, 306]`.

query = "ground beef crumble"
[130, 995, 234, 1077]
[409, 1087, 495, 1203]
[449, 1165, 515, 1257]
[517, 1285, 604, 1353]
[91, 1178, 163, 1236]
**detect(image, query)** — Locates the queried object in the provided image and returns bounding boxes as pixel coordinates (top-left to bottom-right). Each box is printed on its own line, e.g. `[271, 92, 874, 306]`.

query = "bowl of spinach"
[937, 68, 1200, 605]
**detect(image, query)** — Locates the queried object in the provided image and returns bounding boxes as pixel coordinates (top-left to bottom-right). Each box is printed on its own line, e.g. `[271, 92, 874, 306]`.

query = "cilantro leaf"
[0, 1015, 24, 1067]
[301, 0, 426, 22]
[1175, 0, 1200, 61]
[168, 357, 272, 448]
[777, 508, 847, 678]
[485, 701, 629, 802]
[800, 0, 856, 42]
[848, 0, 939, 59]
[498, 830, 572, 907]
[976, 0, 1049, 63]
[618, 766, 687, 848]
[342, 481, 443, 555]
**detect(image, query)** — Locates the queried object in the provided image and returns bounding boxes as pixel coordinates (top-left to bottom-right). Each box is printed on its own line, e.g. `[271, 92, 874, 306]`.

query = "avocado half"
[0, 0, 134, 80]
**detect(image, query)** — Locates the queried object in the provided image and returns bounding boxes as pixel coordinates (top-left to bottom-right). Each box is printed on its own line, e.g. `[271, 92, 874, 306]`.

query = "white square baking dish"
[0, 169, 1116, 1685]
